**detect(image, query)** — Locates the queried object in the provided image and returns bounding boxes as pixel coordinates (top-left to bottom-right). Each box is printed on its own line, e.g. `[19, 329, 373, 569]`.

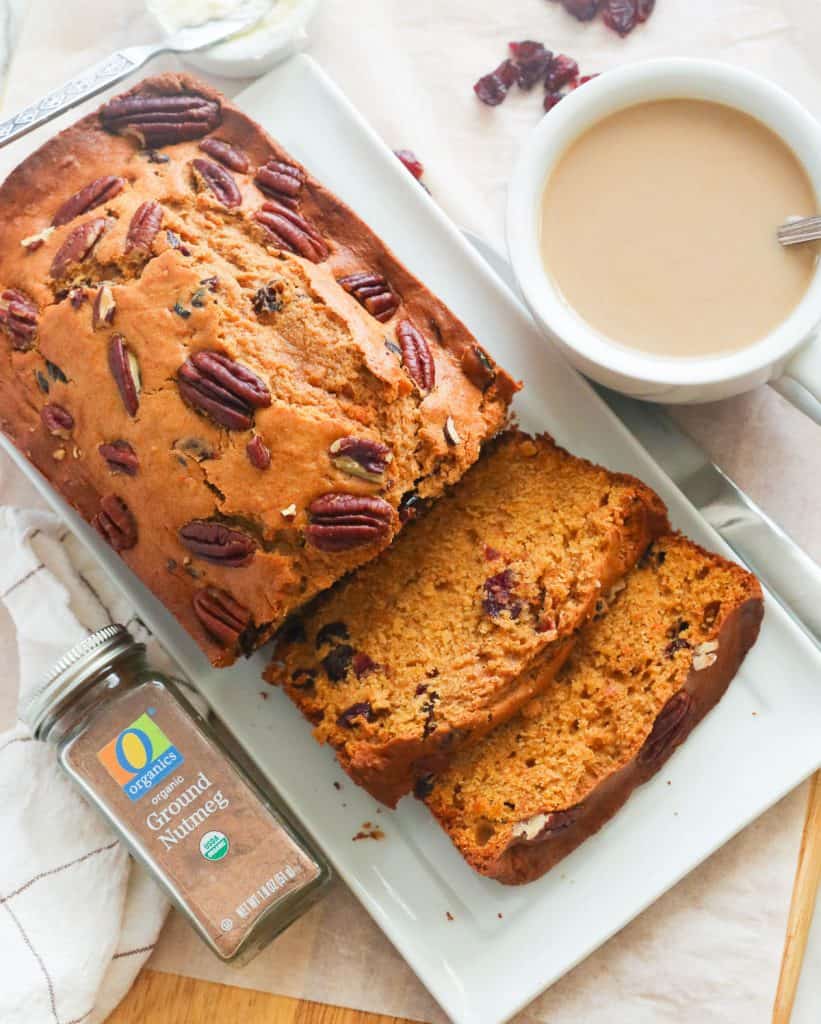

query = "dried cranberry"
[316, 621, 349, 648]
[637, 0, 655, 19]
[413, 773, 435, 799]
[352, 652, 377, 678]
[474, 59, 518, 106]
[545, 55, 579, 92]
[398, 490, 429, 523]
[41, 403, 74, 437]
[278, 617, 307, 646]
[394, 149, 424, 180]
[559, 0, 600, 19]
[544, 93, 564, 112]
[509, 41, 553, 90]
[291, 668, 317, 691]
[602, 0, 638, 34]
[664, 638, 692, 659]
[337, 702, 374, 729]
[322, 644, 355, 683]
[483, 569, 522, 620]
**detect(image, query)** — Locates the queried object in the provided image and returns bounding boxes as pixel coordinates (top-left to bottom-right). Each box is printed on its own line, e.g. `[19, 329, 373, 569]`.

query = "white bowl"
[506, 58, 821, 413]
[148, 0, 322, 80]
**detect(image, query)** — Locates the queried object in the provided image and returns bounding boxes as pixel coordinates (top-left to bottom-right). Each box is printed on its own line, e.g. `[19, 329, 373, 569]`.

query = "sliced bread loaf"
[266, 431, 669, 805]
[423, 533, 764, 883]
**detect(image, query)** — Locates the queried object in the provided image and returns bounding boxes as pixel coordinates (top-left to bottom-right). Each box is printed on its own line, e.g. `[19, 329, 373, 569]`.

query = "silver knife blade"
[462, 229, 821, 650]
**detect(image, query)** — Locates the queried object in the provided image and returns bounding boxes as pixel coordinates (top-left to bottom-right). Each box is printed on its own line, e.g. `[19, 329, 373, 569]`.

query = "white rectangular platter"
[4, 54, 821, 1024]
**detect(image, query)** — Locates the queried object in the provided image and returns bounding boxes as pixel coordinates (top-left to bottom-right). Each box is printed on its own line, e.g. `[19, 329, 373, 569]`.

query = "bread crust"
[425, 536, 764, 884]
[0, 74, 516, 666]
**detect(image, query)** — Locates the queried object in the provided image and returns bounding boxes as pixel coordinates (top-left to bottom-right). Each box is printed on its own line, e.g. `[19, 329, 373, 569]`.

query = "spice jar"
[22, 625, 330, 963]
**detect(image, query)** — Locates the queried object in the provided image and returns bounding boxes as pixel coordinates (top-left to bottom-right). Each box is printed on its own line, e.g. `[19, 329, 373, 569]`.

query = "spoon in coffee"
[778, 216, 821, 246]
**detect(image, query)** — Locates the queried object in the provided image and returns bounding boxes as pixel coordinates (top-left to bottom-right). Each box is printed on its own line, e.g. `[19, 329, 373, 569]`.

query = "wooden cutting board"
[109, 969, 417, 1023]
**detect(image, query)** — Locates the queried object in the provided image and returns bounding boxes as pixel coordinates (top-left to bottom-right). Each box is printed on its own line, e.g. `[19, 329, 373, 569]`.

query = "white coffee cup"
[506, 58, 821, 425]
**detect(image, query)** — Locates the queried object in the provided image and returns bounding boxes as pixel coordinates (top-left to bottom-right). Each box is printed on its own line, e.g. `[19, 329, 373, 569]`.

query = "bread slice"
[423, 533, 763, 883]
[266, 431, 669, 806]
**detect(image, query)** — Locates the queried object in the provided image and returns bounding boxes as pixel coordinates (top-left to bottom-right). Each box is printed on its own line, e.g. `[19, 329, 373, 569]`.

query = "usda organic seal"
[200, 830, 230, 861]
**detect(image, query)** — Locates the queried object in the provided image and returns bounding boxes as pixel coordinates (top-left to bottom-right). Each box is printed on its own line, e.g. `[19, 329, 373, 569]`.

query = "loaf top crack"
[0, 74, 517, 665]
[267, 432, 669, 805]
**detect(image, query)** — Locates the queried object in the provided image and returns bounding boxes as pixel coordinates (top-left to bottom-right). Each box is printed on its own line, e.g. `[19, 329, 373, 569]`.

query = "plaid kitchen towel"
[0, 506, 177, 1024]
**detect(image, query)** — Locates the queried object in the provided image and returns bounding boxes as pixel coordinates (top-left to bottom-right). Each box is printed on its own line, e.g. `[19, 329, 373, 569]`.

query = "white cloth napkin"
[0, 506, 172, 1024]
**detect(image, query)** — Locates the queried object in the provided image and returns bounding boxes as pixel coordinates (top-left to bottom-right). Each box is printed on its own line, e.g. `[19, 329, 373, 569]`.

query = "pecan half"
[125, 200, 163, 254]
[93, 494, 137, 551]
[0, 289, 38, 351]
[444, 416, 461, 446]
[177, 350, 271, 430]
[246, 434, 271, 470]
[511, 807, 581, 844]
[191, 158, 242, 209]
[337, 272, 399, 322]
[41, 403, 74, 438]
[461, 345, 497, 391]
[198, 137, 250, 173]
[49, 217, 107, 279]
[254, 159, 305, 207]
[20, 226, 55, 252]
[254, 202, 328, 263]
[92, 284, 116, 329]
[99, 91, 220, 147]
[397, 320, 435, 393]
[306, 493, 393, 552]
[329, 437, 392, 483]
[52, 176, 125, 227]
[638, 691, 694, 769]
[98, 440, 138, 476]
[108, 334, 141, 417]
[193, 586, 252, 648]
[179, 520, 257, 567]
[337, 701, 375, 729]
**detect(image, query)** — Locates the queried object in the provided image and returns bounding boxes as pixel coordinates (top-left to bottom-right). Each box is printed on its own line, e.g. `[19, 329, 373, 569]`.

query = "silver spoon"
[777, 216, 821, 246]
[0, 3, 270, 149]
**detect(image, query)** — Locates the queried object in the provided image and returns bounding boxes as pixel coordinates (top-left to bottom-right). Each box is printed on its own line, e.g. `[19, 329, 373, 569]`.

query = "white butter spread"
[147, 0, 309, 71]
[149, 0, 298, 35]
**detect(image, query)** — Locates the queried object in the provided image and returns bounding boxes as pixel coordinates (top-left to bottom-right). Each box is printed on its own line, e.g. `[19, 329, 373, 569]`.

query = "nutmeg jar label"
[96, 709, 183, 800]
[63, 681, 320, 957]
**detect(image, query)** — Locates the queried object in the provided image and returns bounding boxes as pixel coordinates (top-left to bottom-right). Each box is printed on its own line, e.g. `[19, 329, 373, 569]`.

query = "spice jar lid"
[21, 625, 139, 738]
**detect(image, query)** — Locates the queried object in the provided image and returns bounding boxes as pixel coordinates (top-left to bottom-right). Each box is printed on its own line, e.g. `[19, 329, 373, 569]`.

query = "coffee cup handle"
[770, 335, 821, 427]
